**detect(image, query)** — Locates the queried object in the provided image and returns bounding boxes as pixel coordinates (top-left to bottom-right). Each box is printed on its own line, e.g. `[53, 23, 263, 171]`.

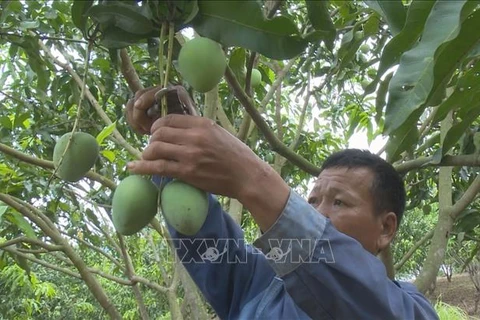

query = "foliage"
[434, 301, 470, 320]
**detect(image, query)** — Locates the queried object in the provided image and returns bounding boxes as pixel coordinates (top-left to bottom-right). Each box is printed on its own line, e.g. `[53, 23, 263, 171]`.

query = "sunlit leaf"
[96, 121, 116, 145]
[192, 1, 307, 60]
[384, 0, 473, 135]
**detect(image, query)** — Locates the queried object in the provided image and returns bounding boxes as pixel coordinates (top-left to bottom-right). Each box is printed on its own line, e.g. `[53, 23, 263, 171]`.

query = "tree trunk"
[168, 289, 184, 320]
[414, 111, 454, 293]
[378, 244, 395, 280]
[179, 264, 211, 320]
[228, 198, 243, 225]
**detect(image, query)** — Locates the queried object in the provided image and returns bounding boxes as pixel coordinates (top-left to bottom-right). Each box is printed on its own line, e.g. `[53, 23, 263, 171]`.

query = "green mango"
[161, 180, 208, 236]
[178, 37, 227, 93]
[112, 175, 159, 236]
[53, 132, 99, 182]
[251, 68, 262, 87]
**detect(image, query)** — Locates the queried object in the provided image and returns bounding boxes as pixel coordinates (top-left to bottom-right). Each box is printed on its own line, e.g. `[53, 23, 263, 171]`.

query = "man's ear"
[376, 212, 397, 253]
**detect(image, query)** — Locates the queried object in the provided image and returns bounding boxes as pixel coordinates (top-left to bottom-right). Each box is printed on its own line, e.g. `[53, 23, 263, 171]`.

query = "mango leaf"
[467, 42, 480, 59]
[6, 212, 36, 239]
[192, 1, 307, 60]
[336, 27, 363, 72]
[0, 202, 7, 220]
[305, 1, 336, 50]
[364, 0, 406, 36]
[87, 2, 153, 35]
[366, 0, 436, 94]
[96, 121, 116, 145]
[440, 68, 480, 154]
[71, 0, 94, 38]
[11, 36, 50, 92]
[375, 72, 393, 123]
[434, 57, 480, 124]
[455, 209, 480, 234]
[99, 26, 156, 49]
[425, 9, 480, 108]
[228, 48, 247, 87]
[101, 150, 115, 163]
[385, 108, 422, 162]
[384, 0, 471, 135]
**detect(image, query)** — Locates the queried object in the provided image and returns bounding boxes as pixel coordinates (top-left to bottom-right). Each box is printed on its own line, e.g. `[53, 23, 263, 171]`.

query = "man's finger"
[149, 126, 189, 145]
[151, 114, 211, 133]
[133, 86, 161, 110]
[142, 141, 184, 161]
[127, 159, 182, 178]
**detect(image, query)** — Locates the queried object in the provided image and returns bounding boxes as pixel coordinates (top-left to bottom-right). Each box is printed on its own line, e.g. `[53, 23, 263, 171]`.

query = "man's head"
[308, 149, 406, 254]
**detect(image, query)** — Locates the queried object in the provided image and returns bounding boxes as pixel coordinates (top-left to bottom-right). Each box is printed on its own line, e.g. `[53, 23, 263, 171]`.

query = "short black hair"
[320, 149, 406, 226]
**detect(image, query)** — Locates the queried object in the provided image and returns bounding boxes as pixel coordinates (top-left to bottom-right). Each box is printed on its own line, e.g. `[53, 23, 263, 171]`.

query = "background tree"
[1, 0, 480, 318]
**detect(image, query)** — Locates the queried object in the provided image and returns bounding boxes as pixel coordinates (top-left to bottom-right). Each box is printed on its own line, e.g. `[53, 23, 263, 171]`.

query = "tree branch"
[224, 66, 321, 176]
[451, 173, 480, 219]
[259, 58, 297, 110]
[61, 230, 123, 270]
[118, 234, 150, 320]
[2, 246, 81, 279]
[0, 194, 122, 319]
[132, 275, 169, 293]
[394, 229, 435, 271]
[216, 97, 236, 135]
[120, 48, 144, 93]
[395, 154, 480, 174]
[0, 236, 63, 251]
[0, 142, 116, 190]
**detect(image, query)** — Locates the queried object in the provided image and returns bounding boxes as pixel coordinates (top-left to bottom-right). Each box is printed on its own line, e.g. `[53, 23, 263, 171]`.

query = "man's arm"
[254, 189, 439, 320]
[152, 176, 309, 320]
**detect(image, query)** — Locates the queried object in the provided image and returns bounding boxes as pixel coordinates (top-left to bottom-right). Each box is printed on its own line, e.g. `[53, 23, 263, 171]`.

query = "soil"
[427, 273, 479, 318]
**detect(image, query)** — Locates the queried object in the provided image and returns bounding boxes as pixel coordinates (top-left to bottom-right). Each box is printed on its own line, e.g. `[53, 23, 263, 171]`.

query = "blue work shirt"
[154, 177, 438, 319]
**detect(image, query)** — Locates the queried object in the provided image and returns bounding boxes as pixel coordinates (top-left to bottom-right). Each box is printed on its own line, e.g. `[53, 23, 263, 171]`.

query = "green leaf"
[71, 0, 94, 38]
[7, 212, 36, 239]
[366, 0, 436, 94]
[384, 0, 471, 135]
[375, 72, 393, 124]
[425, 9, 480, 108]
[100, 26, 155, 49]
[385, 108, 422, 162]
[11, 36, 50, 92]
[87, 2, 153, 35]
[365, 0, 406, 36]
[228, 48, 247, 86]
[305, 0, 336, 50]
[101, 150, 115, 163]
[440, 66, 480, 154]
[0, 202, 8, 220]
[96, 121, 116, 145]
[19, 20, 39, 30]
[434, 54, 480, 124]
[192, 1, 307, 60]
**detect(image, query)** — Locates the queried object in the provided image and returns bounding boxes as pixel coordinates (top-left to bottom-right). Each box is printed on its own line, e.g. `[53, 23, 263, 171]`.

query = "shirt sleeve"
[152, 176, 310, 320]
[254, 189, 439, 320]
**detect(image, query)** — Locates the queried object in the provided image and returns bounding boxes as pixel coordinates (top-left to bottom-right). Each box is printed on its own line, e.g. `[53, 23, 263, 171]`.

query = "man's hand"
[126, 86, 162, 135]
[127, 114, 290, 231]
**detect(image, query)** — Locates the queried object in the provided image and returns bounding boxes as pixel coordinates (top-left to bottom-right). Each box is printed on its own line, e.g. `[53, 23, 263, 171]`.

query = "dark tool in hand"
[146, 85, 198, 119]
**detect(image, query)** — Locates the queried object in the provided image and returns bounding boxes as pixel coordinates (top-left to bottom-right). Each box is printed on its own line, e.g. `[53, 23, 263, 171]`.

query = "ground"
[427, 273, 479, 318]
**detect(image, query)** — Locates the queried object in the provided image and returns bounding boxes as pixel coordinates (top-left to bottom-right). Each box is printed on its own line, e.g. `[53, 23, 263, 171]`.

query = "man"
[125, 87, 438, 319]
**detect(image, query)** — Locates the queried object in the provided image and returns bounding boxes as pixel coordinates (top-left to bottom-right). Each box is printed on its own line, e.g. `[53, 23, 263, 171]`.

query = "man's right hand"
[126, 86, 162, 135]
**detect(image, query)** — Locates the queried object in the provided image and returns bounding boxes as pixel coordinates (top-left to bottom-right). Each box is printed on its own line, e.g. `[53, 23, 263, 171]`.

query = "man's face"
[307, 167, 396, 254]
